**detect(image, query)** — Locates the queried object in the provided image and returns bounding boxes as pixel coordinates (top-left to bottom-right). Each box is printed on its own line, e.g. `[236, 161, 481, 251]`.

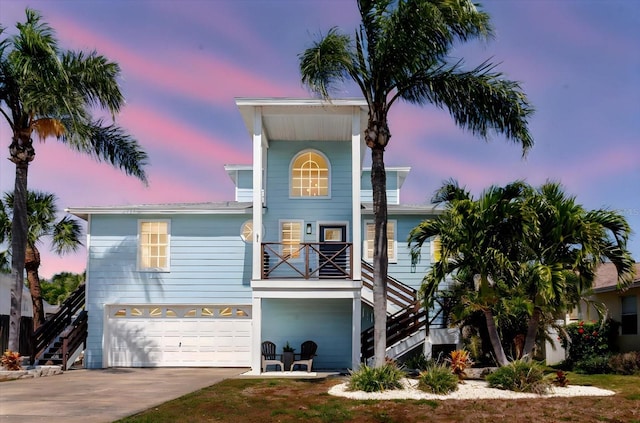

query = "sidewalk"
[0, 367, 246, 423]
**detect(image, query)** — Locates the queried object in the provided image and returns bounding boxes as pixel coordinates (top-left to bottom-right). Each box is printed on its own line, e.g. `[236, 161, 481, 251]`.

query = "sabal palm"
[0, 9, 148, 350]
[519, 182, 635, 356]
[0, 190, 82, 329]
[299, 0, 533, 366]
[408, 180, 532, 365]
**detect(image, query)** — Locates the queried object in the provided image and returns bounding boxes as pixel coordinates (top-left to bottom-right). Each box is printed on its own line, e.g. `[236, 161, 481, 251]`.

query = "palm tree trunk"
[8, 133, 34, 352]
[371, 145, 388, 367]
[25, 244, 45, 330]
[522, 307, 541, 359]
[483, 309, 508, 366]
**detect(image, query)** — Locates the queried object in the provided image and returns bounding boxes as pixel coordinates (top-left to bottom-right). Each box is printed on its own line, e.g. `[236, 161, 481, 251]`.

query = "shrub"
[403, 353, 433, 372]
[1, 350, 22, 371]
[575, 355, 612, 374]
[348, 363, 405, 392]
[485, 359, 549, 394]
[418, 364, 459, 395]
[552, 370, 569, 387]
[561, 319, 618, 366]
[608, 351, 640, 375]
[447, 349, 473, 381]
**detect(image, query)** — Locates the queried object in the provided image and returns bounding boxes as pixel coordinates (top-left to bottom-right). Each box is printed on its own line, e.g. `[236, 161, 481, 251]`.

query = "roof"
[592, 262, 640, 293]
[66, 202, 253, 221]
[361, 203, 444, 216]
[235, 97, 369, 143]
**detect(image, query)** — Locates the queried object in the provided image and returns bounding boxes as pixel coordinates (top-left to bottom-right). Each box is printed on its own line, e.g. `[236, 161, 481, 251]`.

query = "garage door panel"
[106, 305, 252, 367]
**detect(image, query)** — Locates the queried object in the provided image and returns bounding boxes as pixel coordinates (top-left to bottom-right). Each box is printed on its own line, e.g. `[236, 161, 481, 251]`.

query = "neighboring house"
[582, 262, 640, 352]
[67, 98, 443, 373]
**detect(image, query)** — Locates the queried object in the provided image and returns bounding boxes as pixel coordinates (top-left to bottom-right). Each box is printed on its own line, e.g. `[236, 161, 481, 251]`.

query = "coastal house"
[65, 98, 447, 373]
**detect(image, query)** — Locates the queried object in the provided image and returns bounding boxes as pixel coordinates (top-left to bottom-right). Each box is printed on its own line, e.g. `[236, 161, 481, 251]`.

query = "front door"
[318, 224, 348, 278]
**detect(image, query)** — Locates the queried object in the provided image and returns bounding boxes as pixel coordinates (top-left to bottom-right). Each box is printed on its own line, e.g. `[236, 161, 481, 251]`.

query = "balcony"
[261, 242, 353, 280]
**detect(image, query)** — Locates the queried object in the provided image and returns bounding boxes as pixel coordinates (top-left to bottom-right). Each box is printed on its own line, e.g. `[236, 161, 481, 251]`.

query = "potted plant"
[283, 342, 295, 370]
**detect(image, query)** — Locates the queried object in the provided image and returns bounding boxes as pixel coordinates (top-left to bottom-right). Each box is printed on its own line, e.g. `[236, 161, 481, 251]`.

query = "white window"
[363, 220, 396, 262]
[621, 295, 638, 335]
[290, 150, 329, 197]
[138, 220, 170, 271]
[280, 220, 303, 258]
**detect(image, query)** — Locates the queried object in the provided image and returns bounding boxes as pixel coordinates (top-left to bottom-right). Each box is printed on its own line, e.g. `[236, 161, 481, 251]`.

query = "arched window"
[290, 150, 329, 197]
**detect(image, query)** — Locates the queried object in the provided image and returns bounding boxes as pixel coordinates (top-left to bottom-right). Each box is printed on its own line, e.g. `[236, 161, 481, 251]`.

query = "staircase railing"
[31, 284, 86, 365]
[361, 261, 415, 309]
[59, 310, 88, 370]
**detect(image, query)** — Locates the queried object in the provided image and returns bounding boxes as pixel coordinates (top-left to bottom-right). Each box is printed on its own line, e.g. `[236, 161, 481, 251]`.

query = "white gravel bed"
[328, 378, 615, 401]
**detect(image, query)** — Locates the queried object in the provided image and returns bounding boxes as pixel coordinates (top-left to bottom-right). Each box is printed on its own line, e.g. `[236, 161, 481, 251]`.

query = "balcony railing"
[262, 242, 353, 280]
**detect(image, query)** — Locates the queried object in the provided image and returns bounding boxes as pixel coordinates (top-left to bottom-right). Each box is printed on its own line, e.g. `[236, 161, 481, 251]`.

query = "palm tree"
[299, 0, 534, 366]
[408, 180, 532, 365]
[519, 182, 635, 357]
[0, 190, 83, 329]
[0, 9, 148, 351]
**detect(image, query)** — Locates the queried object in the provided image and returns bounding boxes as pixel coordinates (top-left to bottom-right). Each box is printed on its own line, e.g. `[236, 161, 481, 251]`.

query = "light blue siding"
[84, 214, 252, 368]
[360, 170, 399, 204]
[264, 141, 353, 242]
[262, 298, 353, 370]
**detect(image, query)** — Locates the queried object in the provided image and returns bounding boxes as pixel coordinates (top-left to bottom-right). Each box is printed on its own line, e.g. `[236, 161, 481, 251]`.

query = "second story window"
[138, 220, 170, 271]
[364, 220, 396, 263]
[290, 150, 329, 197]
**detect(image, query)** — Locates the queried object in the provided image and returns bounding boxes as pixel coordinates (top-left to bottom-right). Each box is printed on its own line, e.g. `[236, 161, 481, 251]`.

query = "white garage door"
[105, 304, 251, 367]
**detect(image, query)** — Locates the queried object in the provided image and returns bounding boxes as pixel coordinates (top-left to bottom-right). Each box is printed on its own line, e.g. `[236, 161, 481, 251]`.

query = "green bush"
[485, 359, 549, 394]
[575, 355, 612, 374]
[348, 363, 405, 392]
[561, 319, 618, 366]
[403, 353, 433, 371]
[608, 351, 640, 375]
[418, 364, 459, 395]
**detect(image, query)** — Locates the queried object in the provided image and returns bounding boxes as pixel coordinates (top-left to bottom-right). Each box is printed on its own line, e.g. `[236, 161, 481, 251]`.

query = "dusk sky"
[1, 0, 639, 278]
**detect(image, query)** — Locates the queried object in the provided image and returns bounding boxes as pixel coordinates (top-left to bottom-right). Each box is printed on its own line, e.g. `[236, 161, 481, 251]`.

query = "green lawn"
[116, 373, 640, 423]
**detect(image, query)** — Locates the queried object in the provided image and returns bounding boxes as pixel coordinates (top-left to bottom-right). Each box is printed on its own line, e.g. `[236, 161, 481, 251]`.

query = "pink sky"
[1, 0, 639, 278]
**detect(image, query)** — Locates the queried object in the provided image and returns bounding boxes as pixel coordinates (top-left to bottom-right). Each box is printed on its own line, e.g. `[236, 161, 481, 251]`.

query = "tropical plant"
[447, 349, 473, 381]
[0, 190, 82, 329]
[299, 0, 534, 367]
[1, 349, 22, 370]
[409, 180, 533, 365]
[409, 180, 636, 366]
[561, 319, 618, 368]
[418, 364, 459, 394]
[519, 182, 635, 357]
[348, 362, 405, 392]
[485, 359, 549, 394]
[41, 271, 85, 306]
[0, 9, 148, 351]
[552, 370, 569, 387]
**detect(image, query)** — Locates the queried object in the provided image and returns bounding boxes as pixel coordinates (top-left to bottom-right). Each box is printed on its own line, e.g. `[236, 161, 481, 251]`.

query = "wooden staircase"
[360, 261, 449, 361]
[31, 285, 87, 370]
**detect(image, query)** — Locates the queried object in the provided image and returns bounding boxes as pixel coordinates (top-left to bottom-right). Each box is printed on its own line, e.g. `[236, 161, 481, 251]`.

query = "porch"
[261, 242, 353, 280]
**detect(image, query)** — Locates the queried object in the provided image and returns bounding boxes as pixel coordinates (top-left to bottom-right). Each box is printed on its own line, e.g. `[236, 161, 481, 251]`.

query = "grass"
[116, 374, 640, 423]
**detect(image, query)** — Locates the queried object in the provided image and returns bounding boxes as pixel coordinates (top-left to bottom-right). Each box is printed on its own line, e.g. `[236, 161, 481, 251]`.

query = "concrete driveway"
[0, 367, 247, 423]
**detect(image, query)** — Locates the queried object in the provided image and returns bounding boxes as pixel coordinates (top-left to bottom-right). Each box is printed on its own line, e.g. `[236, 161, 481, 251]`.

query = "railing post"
[304, 244, 310, 279]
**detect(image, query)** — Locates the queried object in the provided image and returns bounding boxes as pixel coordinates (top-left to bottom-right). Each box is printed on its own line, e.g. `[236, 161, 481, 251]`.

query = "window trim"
[363, 219, 397, 263]
[289, 149, 331, 199]
[137, 219, 170, 272]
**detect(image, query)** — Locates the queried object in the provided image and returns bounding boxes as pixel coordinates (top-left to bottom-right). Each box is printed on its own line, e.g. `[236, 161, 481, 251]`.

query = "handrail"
[61, 310, 88, 370]
[360, 296, 448, 361]
[361, 261, 416, 309]
[262, 242, 353, 280]
[31, 284, 85, 364]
